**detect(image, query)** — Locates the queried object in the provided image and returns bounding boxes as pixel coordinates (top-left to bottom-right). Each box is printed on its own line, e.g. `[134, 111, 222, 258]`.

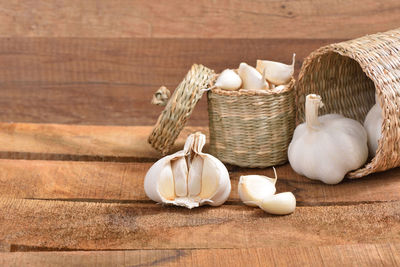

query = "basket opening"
[298, 51, 376, 123]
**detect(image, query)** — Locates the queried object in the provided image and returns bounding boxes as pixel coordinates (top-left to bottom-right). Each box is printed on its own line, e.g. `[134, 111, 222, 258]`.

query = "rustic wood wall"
[0, 0, 398, 125]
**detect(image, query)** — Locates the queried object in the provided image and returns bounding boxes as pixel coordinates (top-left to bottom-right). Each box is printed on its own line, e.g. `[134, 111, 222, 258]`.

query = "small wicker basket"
[148, 64, 296, 168]
[297, 28, 400, 178]
[208, 79, 296, 168]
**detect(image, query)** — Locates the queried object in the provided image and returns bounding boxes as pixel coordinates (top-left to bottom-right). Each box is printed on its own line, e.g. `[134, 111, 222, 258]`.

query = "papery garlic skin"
[256, 54, 295, 85]
[215, 69, 242, 90]
[259, 192, 296, 215]
[144, 132, 231, 209]
[238, 173, 276, 207]
[288, 94, 368, 184]
[364, 97, 383, 157]
[238, 62, 269, 90]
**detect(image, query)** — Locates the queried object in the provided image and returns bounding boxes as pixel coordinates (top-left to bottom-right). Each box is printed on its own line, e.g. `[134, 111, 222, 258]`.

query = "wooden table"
[0, 6, 400, 264]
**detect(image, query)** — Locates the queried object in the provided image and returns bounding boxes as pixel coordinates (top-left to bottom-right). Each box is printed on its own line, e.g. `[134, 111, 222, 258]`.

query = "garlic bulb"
[364, 96, 383, 156]
[256, 54, 295, 85]
[238, 168, 277, 207]
[258, 192, 296, 215]
[144, 132, 231, 209]
[288, 94, 368, 184]
[215, 69, 242, 90]
[238, 62, 269, 90]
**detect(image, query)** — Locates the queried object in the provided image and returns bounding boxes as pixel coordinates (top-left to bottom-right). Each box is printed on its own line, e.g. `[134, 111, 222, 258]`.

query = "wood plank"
[1, 244, 399, 266]
[0, 123, 206, 159]
[0, 159, 399, 205]
[0, 0, 398, 38]
[0, 198, 398, 250]
[0, 38, 335, 125]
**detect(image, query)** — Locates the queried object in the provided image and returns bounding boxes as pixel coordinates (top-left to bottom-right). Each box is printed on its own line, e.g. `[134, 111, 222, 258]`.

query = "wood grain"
[0, 198, 398, 250]
[0, 123, 398, 205]
[0, 123, 205, 160]
[0, 0, 398, 38]
[0, 38, 335, 125]
[0, 159, 399, 206]
[1, 244, 399, 266]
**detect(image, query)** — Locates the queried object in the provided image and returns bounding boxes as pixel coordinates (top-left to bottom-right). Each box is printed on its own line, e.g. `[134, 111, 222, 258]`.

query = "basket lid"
[148, 64, 215, 154]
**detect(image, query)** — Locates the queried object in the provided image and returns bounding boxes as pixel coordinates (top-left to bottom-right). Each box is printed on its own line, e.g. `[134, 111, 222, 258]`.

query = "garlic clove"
[259, 192, 296, 215]
[199, 157, 220, 199]
[238, 170, 277, 207]
[238, 62, 269, 90]
[188, 155, 203, 197]
[199, 155, 231, 206]
[215, 69, 242, 90]
[171, 157, 188, 197]
[158, 162, 175, 201]
[256, 54, 295, 85]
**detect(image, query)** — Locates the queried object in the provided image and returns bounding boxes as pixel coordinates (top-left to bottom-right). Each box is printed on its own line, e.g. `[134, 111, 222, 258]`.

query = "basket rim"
[211, 78, 295, 96]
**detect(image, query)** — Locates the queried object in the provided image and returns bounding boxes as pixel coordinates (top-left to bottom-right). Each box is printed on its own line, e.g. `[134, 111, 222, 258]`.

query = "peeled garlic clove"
[238, 170, 277, 207]
[215, 69, 242, 90]
[144, 132, 231, 209]
[238, 62, 269, 90]
[256, 54, 295, 85]
[259, 192, 296, 215]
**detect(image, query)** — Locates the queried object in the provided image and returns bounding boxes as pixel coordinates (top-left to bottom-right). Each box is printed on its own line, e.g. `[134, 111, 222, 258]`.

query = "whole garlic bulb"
[256, 54, 295, 85]
[364, 96, 383, 156]
[288, 94, 368, 184]
[238, 62, 269, 90]
[215, 69, 242, 90]
[144, 132, 231, 209]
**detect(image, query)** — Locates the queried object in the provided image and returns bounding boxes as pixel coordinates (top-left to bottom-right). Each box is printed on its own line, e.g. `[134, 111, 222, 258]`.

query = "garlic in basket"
[364, 96, 383, 156]
[144, 132, 231, 209]
[256, 54, 295, 85]
[288, 94, 368, 184]
[238, 62, 269, 89]
[214, 69, 242, 90]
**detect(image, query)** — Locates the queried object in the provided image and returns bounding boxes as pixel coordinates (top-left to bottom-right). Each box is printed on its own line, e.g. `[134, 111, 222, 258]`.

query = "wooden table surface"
[0, 1, 399, 266]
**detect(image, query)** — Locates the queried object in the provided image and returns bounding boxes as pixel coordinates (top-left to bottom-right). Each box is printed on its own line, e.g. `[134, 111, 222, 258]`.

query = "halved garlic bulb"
[259, 192, 296, 215]
[214, 69, 242, 90]
[238, 169, 277, 207]
[238, 62, 269, 90]
[256, 54, 295, 85]
[144, 132, 231, 209]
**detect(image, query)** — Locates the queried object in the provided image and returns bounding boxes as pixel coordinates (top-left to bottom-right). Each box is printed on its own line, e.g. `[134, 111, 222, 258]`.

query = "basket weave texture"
[148, 64, 215, 154]
[297, 28, 400, 178]
[207, 79, 296, 168]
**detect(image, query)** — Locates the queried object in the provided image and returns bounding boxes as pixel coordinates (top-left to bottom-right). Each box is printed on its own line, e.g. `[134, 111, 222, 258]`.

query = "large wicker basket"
[297, 28, 400, 178]
[208, 79, 296, 168]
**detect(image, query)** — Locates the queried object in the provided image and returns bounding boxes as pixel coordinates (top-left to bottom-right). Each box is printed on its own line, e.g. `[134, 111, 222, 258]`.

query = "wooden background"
[0, 0, 399, 266]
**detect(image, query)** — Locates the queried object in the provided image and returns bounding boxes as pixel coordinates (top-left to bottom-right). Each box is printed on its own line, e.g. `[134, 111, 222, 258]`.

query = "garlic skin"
[364, 97, 383, 157]
[238, 62, 269, 90]
[144, 132, 231, 209]
[288, 94, 368, 184]
[256, 54, 295, 85]
[259, 192, 296, 215]
[238, 169, 277, 207]
[215, 69, 242, 90]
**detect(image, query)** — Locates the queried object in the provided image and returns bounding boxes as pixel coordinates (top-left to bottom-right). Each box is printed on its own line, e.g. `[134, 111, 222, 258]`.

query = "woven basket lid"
[148, 64, 215, 154]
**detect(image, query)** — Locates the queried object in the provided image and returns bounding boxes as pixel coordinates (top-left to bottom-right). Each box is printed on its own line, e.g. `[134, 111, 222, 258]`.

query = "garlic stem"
[305, 94, 322, 129]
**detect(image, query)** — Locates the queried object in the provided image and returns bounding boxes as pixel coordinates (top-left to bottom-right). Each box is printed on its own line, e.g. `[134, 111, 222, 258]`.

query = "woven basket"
[148, 64, 215, 154]
[208, 79, 296, 168]
[297, 28, 400, 178]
